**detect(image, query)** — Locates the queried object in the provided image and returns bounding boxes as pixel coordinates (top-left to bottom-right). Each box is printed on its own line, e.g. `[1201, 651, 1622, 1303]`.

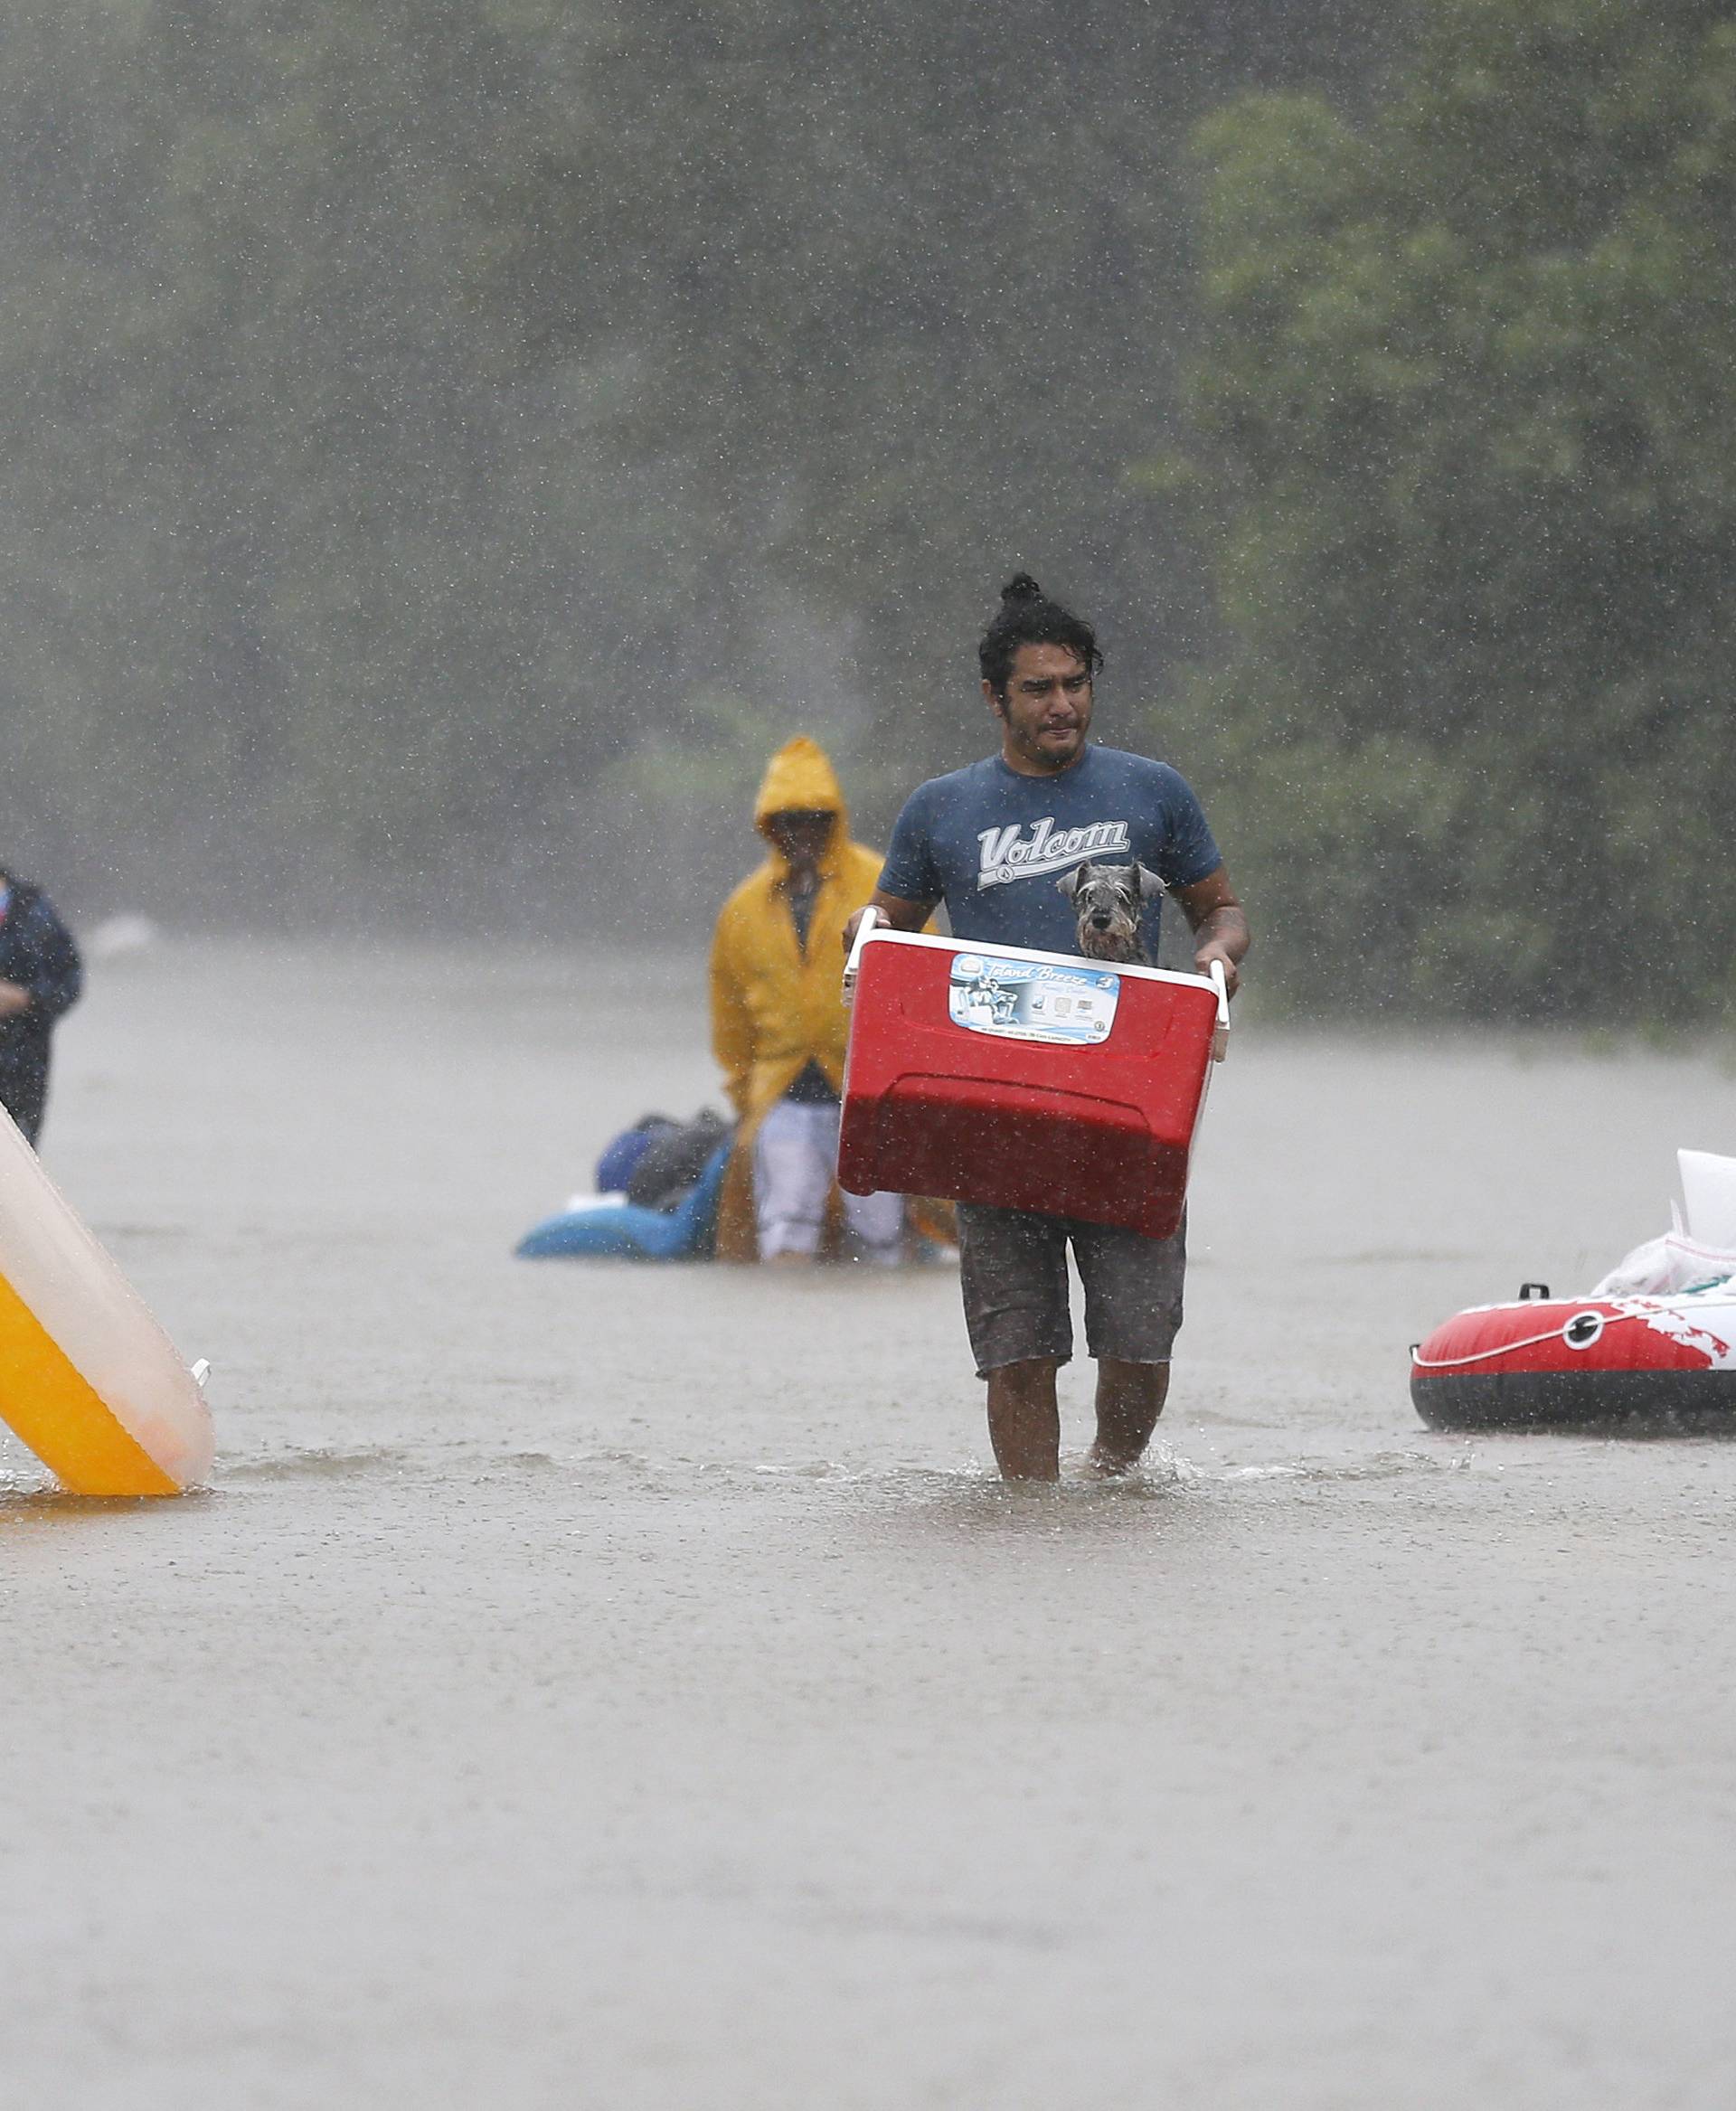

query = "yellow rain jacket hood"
[750, 733, 851, 854]
[710, 737, 950, 1261]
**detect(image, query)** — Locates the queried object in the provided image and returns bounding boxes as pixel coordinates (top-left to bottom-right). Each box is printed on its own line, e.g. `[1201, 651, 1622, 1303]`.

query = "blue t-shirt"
[877, 746, 1222, 955]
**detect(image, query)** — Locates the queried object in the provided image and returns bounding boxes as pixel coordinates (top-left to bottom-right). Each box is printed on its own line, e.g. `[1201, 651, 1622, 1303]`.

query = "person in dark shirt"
[0, 867, 83, 1145]
[845, 576, 1250, 1480]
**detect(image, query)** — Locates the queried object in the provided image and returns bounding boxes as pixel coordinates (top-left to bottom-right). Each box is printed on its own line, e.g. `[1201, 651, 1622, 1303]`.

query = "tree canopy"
[0, 0, 1390, 928]
[9, 0, 1735, 1024]
[1178, 0, 1736, 1021]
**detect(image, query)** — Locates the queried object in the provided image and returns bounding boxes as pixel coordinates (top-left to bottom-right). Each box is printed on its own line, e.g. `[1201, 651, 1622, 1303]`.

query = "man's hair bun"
[979, 573, 1102, 697]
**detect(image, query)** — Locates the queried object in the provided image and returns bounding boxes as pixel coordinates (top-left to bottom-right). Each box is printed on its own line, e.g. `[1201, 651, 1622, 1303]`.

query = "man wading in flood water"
[845, 577, 1249, 1481]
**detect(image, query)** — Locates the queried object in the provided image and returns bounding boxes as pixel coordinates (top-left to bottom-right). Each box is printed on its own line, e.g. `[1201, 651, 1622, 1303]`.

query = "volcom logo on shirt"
[976, 817, 1132, 889]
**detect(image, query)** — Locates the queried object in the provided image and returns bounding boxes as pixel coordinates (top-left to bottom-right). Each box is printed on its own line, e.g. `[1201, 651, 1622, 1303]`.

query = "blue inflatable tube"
[514, 1144, 731, 1261]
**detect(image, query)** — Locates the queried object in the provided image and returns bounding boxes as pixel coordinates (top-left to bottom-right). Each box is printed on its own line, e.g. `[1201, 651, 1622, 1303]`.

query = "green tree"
[0, 1, 539, 910]
[0, 0, 1394, 926]
[1176, 0, 1736, 1022]
[474, 0, 1393, 826]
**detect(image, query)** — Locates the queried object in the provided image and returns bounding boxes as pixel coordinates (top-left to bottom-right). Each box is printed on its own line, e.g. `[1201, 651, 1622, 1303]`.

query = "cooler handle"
[1209, 958, 1230, 1063]
[842, 907, 885, 1005]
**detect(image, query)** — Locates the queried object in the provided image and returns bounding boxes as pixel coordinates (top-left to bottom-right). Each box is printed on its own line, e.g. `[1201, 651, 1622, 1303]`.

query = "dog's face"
[1056, 860, 1165, 960]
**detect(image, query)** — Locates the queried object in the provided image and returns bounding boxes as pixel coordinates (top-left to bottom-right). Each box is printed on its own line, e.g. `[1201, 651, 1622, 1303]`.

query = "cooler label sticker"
[948, 955, 1120, 1045]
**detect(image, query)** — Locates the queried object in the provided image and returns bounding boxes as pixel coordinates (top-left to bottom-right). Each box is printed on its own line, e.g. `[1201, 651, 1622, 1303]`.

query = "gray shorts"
[956, 1203, 1186, 1377]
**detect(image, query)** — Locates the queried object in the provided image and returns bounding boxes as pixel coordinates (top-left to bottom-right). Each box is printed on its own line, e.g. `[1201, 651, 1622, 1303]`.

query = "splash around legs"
[985, 1355, 1170, 1480]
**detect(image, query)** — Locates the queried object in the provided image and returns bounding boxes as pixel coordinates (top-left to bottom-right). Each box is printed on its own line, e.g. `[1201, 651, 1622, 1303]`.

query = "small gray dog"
[1056, 859, 1165, 965]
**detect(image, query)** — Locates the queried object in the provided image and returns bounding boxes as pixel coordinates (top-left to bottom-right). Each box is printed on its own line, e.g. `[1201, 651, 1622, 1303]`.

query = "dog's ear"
[1056, 862, 1093, 901]
[1133, 862, 1167, 901]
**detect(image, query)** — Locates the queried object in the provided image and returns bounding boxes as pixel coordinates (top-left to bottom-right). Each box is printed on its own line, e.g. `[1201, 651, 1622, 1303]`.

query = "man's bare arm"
[843, 891, 934, 950]
[1173, 867, 1250, 999]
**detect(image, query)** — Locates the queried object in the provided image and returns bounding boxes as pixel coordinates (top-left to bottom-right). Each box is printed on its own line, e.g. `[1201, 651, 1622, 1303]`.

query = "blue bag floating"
[595, 1117, 673, 1196]
[514, 1143, 731, 1261]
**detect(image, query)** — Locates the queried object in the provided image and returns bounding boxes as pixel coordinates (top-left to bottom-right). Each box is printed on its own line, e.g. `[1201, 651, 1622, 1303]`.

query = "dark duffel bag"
[625, 1109, 733, 1213]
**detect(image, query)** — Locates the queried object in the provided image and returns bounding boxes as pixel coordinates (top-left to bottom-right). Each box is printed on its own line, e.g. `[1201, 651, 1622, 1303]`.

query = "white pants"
[754, 1098, 903, 1263]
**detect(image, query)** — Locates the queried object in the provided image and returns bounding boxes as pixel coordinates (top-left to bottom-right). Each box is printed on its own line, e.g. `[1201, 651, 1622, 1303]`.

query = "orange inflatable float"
[0, 1106, 212, 1494]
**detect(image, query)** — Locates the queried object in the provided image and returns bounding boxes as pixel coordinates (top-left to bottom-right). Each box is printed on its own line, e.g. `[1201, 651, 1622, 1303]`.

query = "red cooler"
[838, 925, 1228, 1239]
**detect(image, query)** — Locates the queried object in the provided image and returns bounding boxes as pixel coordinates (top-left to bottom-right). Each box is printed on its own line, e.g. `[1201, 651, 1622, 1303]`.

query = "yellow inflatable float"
[0, 1104, 212, 1495]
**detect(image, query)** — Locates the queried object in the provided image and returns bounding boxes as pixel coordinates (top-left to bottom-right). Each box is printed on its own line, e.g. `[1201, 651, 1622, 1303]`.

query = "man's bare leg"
[1090, 1359, 1170, 1475]
[986, 1359, 1062, 1481]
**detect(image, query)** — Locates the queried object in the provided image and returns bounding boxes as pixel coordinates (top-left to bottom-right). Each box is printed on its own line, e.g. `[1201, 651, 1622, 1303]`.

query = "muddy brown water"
[5, 942, 1735, 2108]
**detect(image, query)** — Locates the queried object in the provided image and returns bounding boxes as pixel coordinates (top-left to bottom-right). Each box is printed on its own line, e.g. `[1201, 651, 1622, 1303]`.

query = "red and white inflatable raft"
[1410, 1282, 1736, 1432]
[1412, 1149, 1736, 1432]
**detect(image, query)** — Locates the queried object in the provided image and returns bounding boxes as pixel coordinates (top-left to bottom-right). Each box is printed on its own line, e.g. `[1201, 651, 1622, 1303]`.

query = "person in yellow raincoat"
[711, 736, 910, 1265]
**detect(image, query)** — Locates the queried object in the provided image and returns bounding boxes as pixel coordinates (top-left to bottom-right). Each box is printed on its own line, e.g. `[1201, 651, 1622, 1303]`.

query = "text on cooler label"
[948, 954, 1120, 1046]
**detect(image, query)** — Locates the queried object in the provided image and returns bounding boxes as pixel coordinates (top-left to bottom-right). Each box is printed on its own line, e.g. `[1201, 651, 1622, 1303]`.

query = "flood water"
[5, 942, 1736, 2108]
